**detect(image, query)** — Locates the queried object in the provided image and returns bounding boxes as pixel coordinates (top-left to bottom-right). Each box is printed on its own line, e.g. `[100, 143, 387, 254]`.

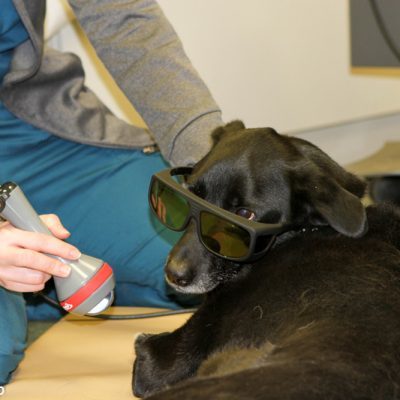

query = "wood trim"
[351, 67, 400, 77]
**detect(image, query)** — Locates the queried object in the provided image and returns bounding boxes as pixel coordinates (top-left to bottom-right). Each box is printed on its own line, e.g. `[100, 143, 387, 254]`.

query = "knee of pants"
[0, 288, 27, 385]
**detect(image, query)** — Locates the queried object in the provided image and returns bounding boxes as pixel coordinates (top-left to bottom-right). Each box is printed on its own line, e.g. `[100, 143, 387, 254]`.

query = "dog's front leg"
[132, 326, 205, 398]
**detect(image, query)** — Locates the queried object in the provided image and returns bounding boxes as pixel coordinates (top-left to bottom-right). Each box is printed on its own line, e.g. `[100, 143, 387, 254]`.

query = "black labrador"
[132, 121, 400, 399]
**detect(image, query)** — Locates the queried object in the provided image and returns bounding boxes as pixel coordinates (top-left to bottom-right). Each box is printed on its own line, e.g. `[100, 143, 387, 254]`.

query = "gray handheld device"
[0, 182, 115, 315]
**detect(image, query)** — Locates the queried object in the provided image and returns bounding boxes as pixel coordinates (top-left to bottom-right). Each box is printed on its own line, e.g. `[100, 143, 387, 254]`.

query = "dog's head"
[165, 121, 367, 294]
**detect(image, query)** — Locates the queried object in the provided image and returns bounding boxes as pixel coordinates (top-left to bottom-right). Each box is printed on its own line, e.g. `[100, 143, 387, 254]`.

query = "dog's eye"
[236, 208, 256, 220]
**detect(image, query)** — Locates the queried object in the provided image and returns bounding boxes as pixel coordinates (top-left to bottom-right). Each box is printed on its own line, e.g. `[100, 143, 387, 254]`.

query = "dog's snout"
[165, 267, 193, 287]
[165, 258, 194, 287]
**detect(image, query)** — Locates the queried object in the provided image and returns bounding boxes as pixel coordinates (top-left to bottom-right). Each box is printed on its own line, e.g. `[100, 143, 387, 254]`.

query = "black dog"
[132, 121, 400, 399]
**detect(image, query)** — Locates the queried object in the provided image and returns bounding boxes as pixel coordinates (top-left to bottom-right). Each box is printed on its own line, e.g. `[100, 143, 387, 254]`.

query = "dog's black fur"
[132, 122, 400, 399]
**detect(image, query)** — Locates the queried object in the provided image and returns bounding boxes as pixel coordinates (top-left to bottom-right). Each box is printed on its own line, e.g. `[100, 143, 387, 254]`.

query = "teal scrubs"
[0, 0, 183, 385]
[0, 0, 31, 385]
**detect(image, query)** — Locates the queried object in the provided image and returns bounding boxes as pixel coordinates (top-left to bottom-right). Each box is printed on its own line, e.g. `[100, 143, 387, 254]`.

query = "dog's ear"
[212, 120, 246, 144]
[290, 137, 367, 199]
[304, 175, 368, 238]
[289, 137, 368, 238]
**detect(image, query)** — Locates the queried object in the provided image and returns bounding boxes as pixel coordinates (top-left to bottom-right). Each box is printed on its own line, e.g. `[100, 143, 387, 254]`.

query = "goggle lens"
[149, 169, 286, 262]
[150, 179, 190, 230]
[200, 211, 251, 258]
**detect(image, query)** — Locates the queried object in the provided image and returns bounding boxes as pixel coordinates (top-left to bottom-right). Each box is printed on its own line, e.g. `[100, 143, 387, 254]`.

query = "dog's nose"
[165, 259, 193, 287]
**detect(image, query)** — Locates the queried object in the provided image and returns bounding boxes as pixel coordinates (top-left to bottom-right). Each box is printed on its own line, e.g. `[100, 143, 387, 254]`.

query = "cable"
[89, 308, 197, 320]
[38, 292, 197, 320]
[368, 0, 400, 64]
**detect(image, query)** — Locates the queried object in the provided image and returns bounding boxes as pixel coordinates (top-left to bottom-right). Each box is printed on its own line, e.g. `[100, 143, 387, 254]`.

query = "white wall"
[295, 112, 400, 165]
[46, 0, 400, 132]
[157, 0, 400, 132]
[45, 0, 400, 166]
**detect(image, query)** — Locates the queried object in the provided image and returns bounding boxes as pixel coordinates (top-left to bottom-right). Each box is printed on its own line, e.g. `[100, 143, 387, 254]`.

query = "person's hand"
[0, 214, 81, 293]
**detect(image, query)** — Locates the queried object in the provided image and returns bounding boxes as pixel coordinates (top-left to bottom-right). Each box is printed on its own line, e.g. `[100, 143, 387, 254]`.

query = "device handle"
[0, 182, 52, 235]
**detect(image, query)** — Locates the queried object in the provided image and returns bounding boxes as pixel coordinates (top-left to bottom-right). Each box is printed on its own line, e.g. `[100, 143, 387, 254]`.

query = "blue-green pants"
[0, 107, 184, 384]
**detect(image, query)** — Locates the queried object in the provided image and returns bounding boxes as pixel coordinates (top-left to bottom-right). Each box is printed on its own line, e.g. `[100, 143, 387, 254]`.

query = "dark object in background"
[346, 142, 400, 206]
[369, 176, 400, 205]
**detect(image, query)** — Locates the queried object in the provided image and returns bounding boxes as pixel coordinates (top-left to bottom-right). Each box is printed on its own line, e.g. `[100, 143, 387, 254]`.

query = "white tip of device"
[86, 291, 114, 315]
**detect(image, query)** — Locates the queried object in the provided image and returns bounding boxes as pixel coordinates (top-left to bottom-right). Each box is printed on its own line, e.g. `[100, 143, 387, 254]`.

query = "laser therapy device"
[0, 182, 115, 315]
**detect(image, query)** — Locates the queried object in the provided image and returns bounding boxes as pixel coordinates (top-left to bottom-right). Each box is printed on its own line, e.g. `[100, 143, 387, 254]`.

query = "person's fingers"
[0, 265, 51, 287]
[40, 214, 71, 239]
[0, 280, 47, 293]
[0, 247, 72, 278]
[1, 227, 81, 261]
[0, 213, 80, 290]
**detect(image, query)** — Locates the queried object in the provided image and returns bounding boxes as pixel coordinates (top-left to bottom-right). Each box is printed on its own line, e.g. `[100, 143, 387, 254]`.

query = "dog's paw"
[133, 333, 156, 397]
[132, 332, 173, 398]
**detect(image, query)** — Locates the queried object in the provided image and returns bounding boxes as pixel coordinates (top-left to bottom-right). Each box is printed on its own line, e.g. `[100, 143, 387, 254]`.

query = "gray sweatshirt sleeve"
[67, 0, 223, 166]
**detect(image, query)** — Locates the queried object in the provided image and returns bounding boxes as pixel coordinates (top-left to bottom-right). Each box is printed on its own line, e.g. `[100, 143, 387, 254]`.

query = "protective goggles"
[149, 167, 291, 262]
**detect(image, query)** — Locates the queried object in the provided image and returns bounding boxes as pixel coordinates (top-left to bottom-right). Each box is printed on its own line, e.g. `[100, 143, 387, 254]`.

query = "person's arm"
[67, 0, 223, 166]
[0, 214, 80, 292]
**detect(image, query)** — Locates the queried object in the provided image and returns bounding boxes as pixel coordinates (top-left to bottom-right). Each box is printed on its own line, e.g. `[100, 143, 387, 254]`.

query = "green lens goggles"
[149, 167, 290, 262]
